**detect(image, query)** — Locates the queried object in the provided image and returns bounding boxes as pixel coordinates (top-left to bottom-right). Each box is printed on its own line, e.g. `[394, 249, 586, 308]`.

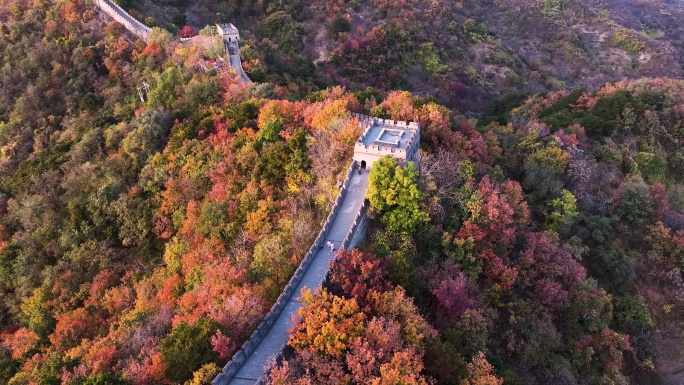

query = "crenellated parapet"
[93, 0, 151, 41]
[91, 2, 252, 83]
[213, 161, 366, 385]
[216, 23, 240, 44]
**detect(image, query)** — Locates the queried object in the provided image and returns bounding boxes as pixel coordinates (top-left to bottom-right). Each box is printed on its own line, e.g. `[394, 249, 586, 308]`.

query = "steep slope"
[120, 0, 684, 112]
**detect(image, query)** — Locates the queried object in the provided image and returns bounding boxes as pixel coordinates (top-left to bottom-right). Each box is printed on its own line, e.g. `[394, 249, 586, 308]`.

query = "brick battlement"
[351, 113, 420, 131]
[92, 1, 252, 83]
[354, 142, 408, 157]
[93, 0, 151, 41]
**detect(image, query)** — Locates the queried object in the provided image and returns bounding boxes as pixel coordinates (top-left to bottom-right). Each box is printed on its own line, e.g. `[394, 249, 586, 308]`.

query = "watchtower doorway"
[361, 160, 367, 169]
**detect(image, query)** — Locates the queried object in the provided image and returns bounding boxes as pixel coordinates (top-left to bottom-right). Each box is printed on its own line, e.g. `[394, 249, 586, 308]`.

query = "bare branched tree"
[308, 130, 339, 184]
[229, 229, 256, 270]
[308, 127, 351, 209]
[419, 150, 463, 221]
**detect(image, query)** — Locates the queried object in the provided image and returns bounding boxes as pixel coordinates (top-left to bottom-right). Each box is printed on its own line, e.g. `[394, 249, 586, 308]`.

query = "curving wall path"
[213, 161, 370, 385]
[226, 41, 253, 84]
[93, 0, 151, 41]
[92, 0, 252, 84]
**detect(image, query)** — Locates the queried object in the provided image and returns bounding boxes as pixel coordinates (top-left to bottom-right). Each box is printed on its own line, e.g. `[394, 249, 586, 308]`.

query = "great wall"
[352, 113, 421, 169]
[213, 115, 420, 385]
[89, 3, 419, 381]
[214, 160, 369, 385]
[93, 0, 151, 41]
[92, 0, 251, 83]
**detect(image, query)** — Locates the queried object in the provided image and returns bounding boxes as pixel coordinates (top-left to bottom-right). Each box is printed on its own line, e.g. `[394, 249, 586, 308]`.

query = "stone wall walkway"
[222, 170, 369, 385]
[227, 42, 252, 84]
[93, 1, 251, 84]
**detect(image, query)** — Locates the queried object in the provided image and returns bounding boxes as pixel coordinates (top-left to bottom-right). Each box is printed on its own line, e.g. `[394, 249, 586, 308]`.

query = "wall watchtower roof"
[351, 113, 421, 169]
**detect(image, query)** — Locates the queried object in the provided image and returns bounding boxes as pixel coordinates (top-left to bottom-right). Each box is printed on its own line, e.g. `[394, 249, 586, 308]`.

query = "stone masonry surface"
[217, 23, 252, 83]
[213, 163, 369, 385]
[352, 113, 420, 170]
[226, 41, 252, 84]
[93, 0, 151, 41]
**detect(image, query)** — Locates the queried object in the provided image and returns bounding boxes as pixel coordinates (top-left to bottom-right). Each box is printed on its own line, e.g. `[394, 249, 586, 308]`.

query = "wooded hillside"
[1, 0, 684, 384]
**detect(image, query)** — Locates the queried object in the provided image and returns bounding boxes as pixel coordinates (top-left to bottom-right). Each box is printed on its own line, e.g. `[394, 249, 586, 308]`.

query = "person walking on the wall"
[327, 241, 335, 252]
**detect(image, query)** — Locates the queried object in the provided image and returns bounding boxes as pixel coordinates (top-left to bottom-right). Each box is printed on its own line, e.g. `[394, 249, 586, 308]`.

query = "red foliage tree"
[572, 329, 631, 373]
[428, 267, 474, 326]
[345, 316, 432, 384]
[649, 182, 668, 220]
[645, 221, 684, 269]
[211, 330, 232, 360]
[329, 249, 392, 309]
[458, 120, 500, 165]
[278, 285, 435, 384]
[49, 307, 108, 351]
[290, 289, 365, 359]
[451, 176, 530, 288]
[516, 232, 587, 310]
[6, 327, 40, 359]
[178, 26, 198, 38]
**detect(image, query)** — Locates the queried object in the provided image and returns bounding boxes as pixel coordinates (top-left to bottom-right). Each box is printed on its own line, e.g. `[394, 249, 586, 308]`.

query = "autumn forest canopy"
[1, 0, 684, 384]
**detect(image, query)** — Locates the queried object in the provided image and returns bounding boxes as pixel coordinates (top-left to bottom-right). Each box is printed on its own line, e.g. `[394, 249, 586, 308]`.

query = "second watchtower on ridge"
[216, 23, 240, 44]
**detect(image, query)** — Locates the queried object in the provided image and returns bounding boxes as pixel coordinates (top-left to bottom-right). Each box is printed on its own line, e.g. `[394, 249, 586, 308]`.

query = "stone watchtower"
[216, 23, 240, 44]
[352, 114, 420, 170]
